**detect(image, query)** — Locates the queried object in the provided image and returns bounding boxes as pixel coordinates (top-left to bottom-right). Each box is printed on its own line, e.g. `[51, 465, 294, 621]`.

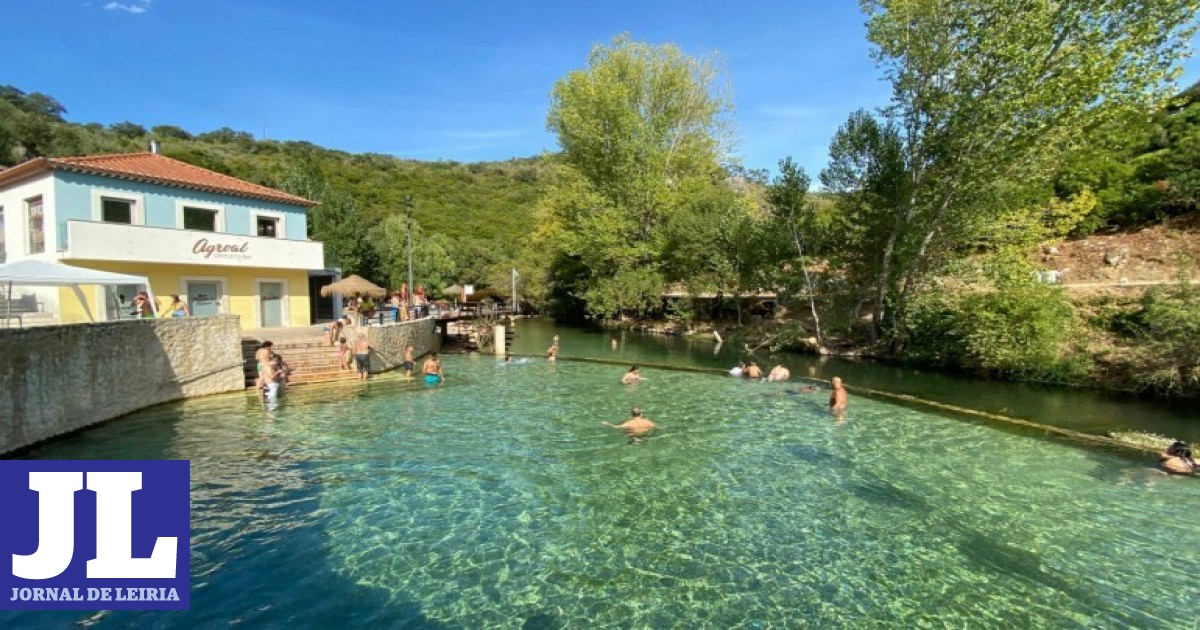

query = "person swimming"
[1160, 441, 1197, 475]
[621, 366, 644, 385]
[779, 385, 820, 396]
[603, 406, 657, 444]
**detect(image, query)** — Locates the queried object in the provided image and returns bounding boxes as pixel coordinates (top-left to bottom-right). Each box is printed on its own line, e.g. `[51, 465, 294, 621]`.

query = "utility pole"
[406, 195, 414, 312]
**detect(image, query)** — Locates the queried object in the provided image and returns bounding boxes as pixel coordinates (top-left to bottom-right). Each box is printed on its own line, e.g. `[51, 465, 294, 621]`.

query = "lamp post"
[406, 194, 414, 314]
[511, 268, 519, 315]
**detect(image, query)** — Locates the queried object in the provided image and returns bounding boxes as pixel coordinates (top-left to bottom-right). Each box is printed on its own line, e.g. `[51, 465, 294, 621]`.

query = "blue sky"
[5, 1, 1199, 177]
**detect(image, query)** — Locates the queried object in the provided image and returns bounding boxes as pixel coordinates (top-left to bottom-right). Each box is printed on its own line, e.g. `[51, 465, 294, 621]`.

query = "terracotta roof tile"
[0, 152, 316, 207]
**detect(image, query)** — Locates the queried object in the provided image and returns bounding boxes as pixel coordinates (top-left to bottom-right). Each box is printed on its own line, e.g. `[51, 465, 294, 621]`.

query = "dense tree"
[152, 125, 193, 140]
[542, 34, 734, 317]
[109, 121, 147, 138]
[833, 0, 1198, 346]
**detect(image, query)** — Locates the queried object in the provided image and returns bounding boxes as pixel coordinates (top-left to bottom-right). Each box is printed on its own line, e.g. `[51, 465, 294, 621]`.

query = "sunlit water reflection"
[4, 353, 1197, 627]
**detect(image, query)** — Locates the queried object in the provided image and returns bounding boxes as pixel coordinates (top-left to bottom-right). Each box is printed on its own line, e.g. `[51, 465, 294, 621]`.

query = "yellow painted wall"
[56, 261, 312, 329]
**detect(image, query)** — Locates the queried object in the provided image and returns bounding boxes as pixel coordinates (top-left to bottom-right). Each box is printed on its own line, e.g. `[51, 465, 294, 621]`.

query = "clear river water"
[3, 319, 1198, 628]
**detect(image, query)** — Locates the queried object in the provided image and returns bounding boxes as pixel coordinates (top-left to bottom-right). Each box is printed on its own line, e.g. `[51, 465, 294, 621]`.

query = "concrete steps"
[241, 336, 359, 388]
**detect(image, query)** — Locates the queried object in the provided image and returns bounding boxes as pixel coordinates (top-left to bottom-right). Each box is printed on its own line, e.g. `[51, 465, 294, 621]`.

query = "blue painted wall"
[53, 171, 310, 248]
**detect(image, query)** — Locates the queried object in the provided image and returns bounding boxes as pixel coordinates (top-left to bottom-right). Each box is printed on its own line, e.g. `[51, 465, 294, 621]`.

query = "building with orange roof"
[0, 146, 328, 328]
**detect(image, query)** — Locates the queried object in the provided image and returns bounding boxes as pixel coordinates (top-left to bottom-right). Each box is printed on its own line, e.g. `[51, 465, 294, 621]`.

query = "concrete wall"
[363, 317, 442, 373]
[0, 315, 244, 453]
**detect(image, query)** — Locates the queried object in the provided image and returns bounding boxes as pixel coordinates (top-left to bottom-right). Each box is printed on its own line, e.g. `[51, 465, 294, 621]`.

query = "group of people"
[728, 362, 791, 382]
[254, 341, 292, 401]
[729, 362, 848, 417]
[121, 291, 190, 319]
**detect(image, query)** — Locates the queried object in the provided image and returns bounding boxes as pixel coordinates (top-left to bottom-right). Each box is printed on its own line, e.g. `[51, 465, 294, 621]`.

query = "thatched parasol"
[320, 275, 387, 298]
[442, 283, 464, 298]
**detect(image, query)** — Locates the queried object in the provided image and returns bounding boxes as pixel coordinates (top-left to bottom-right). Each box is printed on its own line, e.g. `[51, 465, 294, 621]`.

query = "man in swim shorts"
[354, 334, 371, 381]
[422, 353, 444, 384]
[403, 345, 415, 377]
[603, 406, 657, 443]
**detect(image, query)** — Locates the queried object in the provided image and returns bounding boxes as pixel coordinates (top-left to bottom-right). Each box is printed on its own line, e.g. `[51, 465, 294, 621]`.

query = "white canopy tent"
[0, 259, 153, 327]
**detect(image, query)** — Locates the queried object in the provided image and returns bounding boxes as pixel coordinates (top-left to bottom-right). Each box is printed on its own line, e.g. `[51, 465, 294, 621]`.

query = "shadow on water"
[784, 444, 845, 467]
[949, 529, 1154, 624]
[522, 611, 563, 630]
[843, 479, 929, 512]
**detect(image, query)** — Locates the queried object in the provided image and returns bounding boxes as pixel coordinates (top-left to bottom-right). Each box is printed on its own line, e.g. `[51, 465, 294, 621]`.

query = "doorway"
[186, 281, 222, 317]
[257, 280, 286, 327]
[104, 284, 142, 320]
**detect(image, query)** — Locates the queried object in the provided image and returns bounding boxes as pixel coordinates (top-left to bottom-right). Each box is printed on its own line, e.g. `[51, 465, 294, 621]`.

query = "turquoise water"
[4, 350, 1199, 627]
[510, 319, 1200, 443]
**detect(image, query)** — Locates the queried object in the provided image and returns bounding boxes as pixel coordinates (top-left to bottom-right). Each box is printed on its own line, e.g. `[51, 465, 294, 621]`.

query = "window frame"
[90, 189, 145, 225]
[175, 200, 225, 233]
[251, 210, 285, 239]
[26, 196, 45, 254]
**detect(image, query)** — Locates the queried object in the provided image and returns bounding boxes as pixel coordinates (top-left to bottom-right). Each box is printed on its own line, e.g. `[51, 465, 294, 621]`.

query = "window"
[26, 196, 44, 254]
[101, 198, 133, 224]
[183, 206, 217, 231]
[256, 216, 279, 238]
[0, 206, 6, 263]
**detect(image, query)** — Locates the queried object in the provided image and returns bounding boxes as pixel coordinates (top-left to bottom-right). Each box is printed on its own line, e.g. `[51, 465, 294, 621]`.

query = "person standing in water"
[603, 406, 657, 443]
[830, 377, 848, 417]
[745, 363, 763, 379]
[353, 334, 371, 381]
[547, 345, 558, 362]
[403, 345, 415, 378]
[768, 365, 791, 382]
[422, 353, 444, 384]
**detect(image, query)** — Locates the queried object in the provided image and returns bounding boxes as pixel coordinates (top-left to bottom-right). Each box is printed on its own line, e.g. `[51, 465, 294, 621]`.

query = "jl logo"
[0, 461, 190, 611]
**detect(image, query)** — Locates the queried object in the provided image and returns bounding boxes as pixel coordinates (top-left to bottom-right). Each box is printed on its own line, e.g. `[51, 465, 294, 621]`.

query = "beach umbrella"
[319, 275, 387, 299]
[442, 283, 464, 298]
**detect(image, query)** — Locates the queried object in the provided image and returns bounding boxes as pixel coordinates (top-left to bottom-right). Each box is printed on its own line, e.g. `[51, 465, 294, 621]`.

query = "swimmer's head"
[504, 354, 512, 362]
[630, 406, 643, 417]
[261, 341, 273, 349]
[1168, 441, 1190, 457]
[832, 377, 843, 387]
[628, 365, 639, 373]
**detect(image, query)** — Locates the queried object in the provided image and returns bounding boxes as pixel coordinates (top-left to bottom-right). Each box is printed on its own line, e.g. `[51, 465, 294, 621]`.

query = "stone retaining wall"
[0, 315, 244, 454]
[363, 317, 442, 373]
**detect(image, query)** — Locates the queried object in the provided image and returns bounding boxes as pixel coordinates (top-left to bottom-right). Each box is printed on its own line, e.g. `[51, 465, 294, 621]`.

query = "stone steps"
[241, 336, 359, 388]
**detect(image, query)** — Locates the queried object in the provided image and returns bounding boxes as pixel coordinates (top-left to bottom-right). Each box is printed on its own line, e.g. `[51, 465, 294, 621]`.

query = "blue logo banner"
[0, 460, 190, 611]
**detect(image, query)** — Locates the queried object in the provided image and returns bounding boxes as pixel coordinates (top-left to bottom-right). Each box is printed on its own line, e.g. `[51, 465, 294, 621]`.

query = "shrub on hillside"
[1125, 275, 1200, 394]
[902, 267, 1078, 381]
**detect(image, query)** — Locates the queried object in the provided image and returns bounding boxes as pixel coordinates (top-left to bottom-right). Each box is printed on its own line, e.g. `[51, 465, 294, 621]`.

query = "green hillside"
[0, 85, 554, 292]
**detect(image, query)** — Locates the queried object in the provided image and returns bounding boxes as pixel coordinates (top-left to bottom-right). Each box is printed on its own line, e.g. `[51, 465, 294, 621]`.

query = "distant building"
[0, 150, 326, 328]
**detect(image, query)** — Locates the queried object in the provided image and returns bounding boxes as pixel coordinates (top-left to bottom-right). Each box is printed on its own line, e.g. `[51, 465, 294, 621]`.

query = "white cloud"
[104, 0, 151, 14]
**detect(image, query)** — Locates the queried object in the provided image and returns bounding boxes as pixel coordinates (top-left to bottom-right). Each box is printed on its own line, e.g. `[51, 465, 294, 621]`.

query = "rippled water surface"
[5, 354, 1199, 627]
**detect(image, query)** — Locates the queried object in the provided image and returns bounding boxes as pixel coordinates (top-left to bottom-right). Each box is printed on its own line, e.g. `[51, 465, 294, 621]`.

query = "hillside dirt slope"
[1039, 215, 1200, 292]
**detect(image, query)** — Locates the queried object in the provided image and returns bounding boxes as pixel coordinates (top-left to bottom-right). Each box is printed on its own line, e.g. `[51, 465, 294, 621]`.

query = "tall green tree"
[543, 34, 733, 317]
[844, 0, 1198, 346]
[766, 157, 826, 342]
